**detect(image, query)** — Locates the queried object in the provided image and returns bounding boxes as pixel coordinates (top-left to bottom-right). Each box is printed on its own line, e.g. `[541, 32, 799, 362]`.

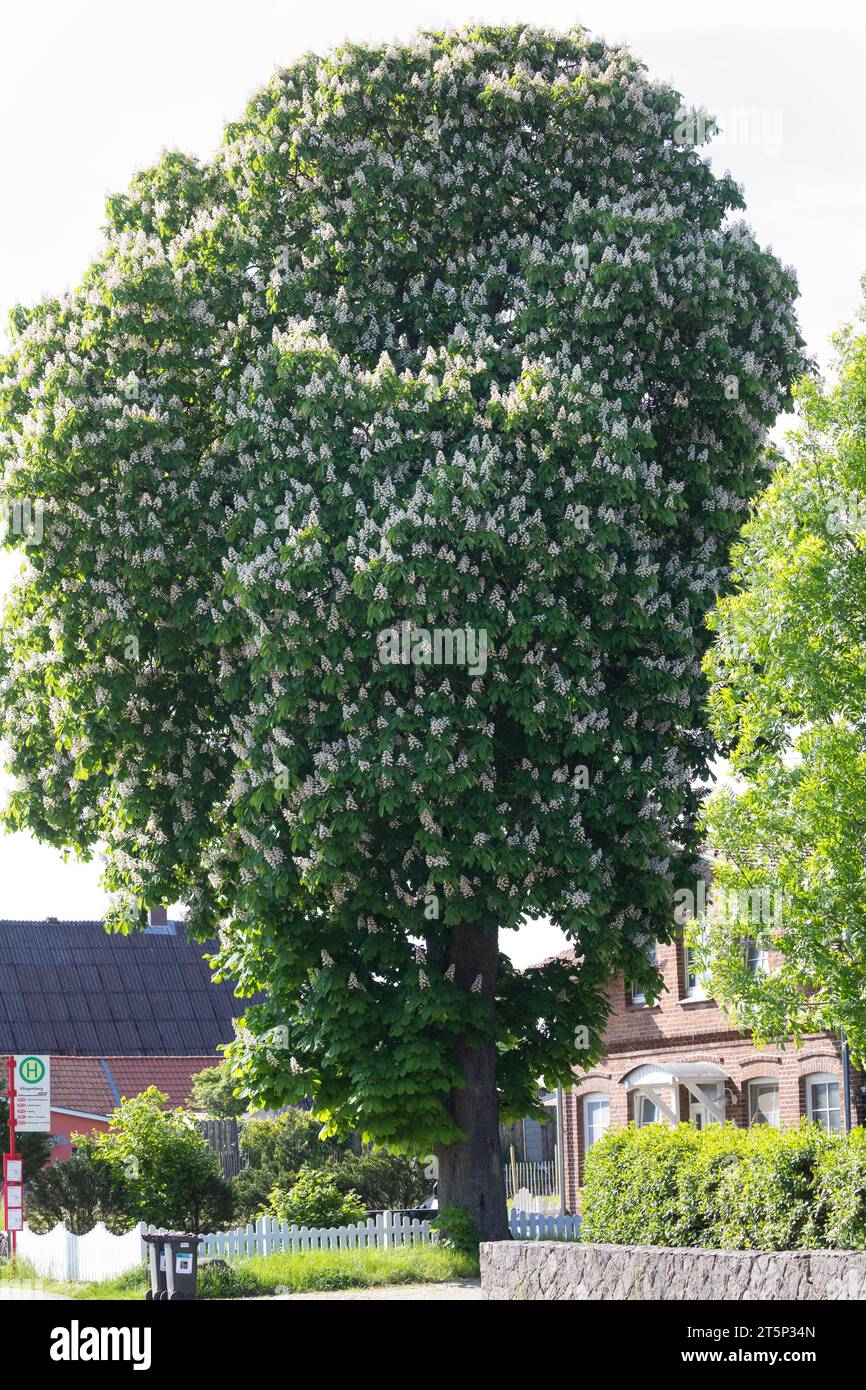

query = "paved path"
[0, 1285, 70, 1300]
[262, 1279, 485, 1301]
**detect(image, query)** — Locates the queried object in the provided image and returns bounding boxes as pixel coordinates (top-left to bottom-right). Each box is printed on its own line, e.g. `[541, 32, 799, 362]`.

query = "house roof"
[0, 1054, 221, 1117]
[0, 919, 248, 1056]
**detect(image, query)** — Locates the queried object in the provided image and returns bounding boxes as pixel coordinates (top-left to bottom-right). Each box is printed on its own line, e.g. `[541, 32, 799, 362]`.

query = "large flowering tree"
[0, 26, 800, 1235]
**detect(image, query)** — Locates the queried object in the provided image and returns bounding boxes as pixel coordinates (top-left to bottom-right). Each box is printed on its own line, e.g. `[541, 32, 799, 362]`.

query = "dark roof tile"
[0, 920, 250, 1056]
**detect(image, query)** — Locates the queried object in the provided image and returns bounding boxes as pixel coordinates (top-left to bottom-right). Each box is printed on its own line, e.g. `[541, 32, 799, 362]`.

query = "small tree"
[25, 1139, 130, 1235]
[89, 1088, 233, 1234]
[190, 1061, 248, 1119]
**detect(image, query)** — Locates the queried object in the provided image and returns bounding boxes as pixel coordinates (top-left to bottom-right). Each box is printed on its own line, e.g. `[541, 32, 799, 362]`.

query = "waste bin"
[143, 1232, 200, 1301]
[143, 1232, 167, 1301]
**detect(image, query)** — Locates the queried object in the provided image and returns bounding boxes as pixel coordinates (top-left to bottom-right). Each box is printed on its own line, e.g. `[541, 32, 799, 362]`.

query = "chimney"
[149, 907, 168, 927]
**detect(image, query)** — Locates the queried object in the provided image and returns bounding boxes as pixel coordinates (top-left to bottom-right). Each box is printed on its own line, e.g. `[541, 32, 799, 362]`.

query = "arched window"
[582, 1093, 611, 1151]
[747, 1077, 780, 1127]
[805, 1073, 842, 1133]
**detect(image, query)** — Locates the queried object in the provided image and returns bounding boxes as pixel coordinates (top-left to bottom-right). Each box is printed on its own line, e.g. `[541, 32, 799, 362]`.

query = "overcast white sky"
[0, 0, 863, 965]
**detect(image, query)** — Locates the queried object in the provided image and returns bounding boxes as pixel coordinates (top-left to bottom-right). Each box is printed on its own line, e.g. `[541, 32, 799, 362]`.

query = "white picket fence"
[15, 1207, 578, 1282]
[509, 1209, 581, 1241]
[16, 1211, 431, 1282]
[17, 1221, 145, 1282]
[197, 1211, 432, 1259]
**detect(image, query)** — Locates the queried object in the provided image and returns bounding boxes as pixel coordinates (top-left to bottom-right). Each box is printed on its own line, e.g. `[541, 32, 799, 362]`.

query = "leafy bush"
[264, 1168, 366, 1227]
[232, 1109, 346, 1223]
[197, 1260, 260, 1299]
[431, 1204, 481, 1254]
[819, 1125, 866, 1251]
[581, 1121, 862, 1250]
[325, 1151, 430, 1210]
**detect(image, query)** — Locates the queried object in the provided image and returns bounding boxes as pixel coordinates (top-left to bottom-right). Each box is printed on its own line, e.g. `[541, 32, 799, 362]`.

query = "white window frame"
[744, 939, 770, 977]
[634, 1092, 662, 1127]
[582, 1093, 611, 1152]
[683, 943, 710, 1000]
[688, 1080, 724, 1129]
[631, 942, 657, 1006]
[805, 1073, 842, 1133]
[747, 1077, 780, 1128]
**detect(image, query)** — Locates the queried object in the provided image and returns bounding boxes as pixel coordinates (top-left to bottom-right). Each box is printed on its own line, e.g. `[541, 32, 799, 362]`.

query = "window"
[631, 943, 657, 1005]
[583, 1095, 610, 1151]
[748, 1078, 780, 1127]
[688, 1081, 723, 1129]
[684, 944, 710, 1000]
[806, 1074, 842, 1133]
[635, 1093, 660, 1127]
[744, 939, 769, 976]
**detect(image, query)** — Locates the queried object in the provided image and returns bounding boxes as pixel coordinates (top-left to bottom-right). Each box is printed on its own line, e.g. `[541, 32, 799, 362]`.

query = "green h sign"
[18, 1056, 46, 1084]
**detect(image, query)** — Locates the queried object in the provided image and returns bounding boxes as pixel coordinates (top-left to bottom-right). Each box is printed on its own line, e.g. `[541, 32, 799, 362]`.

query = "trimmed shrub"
[582, 1121, 861, 1250]
[264, 1168, 366, 1227]
[819, 1125, 866, 1251]
[325, 1151, 430, 1210]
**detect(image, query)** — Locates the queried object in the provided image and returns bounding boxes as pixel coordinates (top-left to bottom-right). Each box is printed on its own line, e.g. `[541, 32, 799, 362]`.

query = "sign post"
[3, 1055, 20, 1264]
[4, 1054, 50, 1262]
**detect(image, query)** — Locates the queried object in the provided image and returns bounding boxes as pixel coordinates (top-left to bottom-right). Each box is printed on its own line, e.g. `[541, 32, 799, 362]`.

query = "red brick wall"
[561, 939, 864, 1214]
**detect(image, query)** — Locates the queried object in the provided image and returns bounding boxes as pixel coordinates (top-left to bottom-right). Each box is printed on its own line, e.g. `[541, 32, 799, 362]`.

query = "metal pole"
[556, 1085, 566, 1218]
[6, 1055, 18, 1266]
[841, 1030, 853, 1133]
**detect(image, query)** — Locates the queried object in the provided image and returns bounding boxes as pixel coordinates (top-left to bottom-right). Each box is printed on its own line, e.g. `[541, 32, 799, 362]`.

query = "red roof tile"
[2, 1055, 221, 1118]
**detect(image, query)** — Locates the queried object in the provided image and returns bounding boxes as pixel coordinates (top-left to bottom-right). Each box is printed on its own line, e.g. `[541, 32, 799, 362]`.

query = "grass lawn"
[0, 1245, 480, 1300]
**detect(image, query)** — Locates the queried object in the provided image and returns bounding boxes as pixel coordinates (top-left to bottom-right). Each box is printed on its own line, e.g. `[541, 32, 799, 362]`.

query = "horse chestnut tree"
[0, 26, 801, 1236]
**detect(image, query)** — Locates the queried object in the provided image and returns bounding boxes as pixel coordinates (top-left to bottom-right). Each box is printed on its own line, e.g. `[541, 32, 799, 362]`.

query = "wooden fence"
[198, 1118, 244, 1179]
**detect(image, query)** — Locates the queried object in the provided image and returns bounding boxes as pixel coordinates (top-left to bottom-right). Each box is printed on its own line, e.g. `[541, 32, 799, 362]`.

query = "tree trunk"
[435, 922, 509, 1242]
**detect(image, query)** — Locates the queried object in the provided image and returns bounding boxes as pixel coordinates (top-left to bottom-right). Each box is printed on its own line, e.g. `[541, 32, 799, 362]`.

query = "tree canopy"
[0, 26, 801, 1219]
[701, 283, 866, 1061]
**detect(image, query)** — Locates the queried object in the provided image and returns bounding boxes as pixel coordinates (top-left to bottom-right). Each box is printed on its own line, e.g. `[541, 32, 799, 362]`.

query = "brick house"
[553, 936, 866, 1215]
[0, 911, 247, 1161]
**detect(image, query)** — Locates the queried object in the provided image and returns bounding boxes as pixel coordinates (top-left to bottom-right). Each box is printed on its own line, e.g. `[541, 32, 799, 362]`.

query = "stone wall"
[480, 1240, 866, 1300]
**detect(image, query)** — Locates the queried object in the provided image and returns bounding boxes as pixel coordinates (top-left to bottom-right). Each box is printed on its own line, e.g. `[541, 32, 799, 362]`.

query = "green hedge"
[581, 1122, 866, 1250]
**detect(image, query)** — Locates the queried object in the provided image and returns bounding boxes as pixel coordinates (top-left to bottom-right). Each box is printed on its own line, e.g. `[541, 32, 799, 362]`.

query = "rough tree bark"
[435, 921, 510, 1241]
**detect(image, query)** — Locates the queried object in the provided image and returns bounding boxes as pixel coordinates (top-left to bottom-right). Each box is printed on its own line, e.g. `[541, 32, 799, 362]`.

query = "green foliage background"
[701, 283, 866, 1060]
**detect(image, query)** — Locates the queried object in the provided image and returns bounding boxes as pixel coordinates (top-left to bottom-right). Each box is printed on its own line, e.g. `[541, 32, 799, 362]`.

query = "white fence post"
[65, 1227, 78, 1281]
